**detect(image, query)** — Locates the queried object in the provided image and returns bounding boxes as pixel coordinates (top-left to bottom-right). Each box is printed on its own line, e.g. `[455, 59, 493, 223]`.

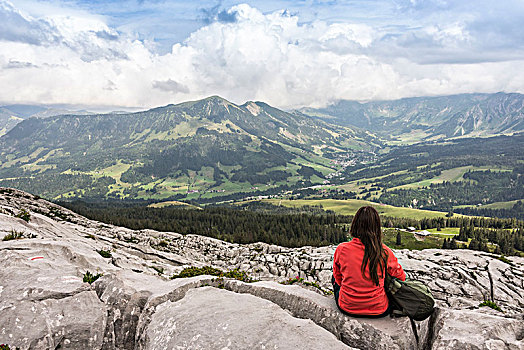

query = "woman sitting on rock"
[332, 206, 406, 317]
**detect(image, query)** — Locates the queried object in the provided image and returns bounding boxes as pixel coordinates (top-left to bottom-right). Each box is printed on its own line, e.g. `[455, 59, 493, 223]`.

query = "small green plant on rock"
[213, 277, 226, 289]
[157, 239, 168, 247]
[1, 344, 20, 350]
[171, 266, 255, 283]
[304, 281, 333, 295]
[97, 249, 112, 258]
[280, 276, 303, 285]
[83, 271, 102, 284]
[252, 245, 263, 253]
[15, 209, 31, 222]
[172, 266, 222, 278]
[49, 207, 71, 221]
[2, 230, 24, 241]
[124, 235, 139, 243]
[223, 269, 254, 282]
[497, 255, 513, 266]
[479, 300, 502, 312]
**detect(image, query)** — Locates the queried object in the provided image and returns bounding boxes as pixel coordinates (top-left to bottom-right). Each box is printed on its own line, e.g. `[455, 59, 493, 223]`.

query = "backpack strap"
[409, 317, 420, 347]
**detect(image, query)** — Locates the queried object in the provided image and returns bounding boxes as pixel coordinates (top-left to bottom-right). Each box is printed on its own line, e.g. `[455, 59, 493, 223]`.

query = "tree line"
[379, 169, 524, 212]
[60, 200, 523, 255]
[454, 201, 524, 220]
[61, 202, 348, 248]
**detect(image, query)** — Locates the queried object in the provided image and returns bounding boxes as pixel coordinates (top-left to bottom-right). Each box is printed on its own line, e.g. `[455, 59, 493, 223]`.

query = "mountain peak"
[173, 95, 235, 111]
[204, 95, 228, 101]
[200, 95, 232, 105]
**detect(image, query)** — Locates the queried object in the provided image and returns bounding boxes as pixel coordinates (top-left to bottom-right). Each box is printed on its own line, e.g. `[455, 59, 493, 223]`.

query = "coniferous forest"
[61, 202, 348, 247]
[61, 201, 524, 255]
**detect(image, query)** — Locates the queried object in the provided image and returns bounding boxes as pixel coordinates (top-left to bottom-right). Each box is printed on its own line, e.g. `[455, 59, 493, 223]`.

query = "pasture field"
[455, 200, 522, 210]
[261, 198, 459, 219]
[148, 201, 201, 209]
[383, 228, 443, 250]
[426, 227, 460, 236]
[388, 165, 512, 191]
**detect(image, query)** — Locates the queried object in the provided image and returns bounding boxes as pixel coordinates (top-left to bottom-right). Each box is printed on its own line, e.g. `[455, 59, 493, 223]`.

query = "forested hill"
[0, 104, 92, 137]
[330, 133, 524, 218]
[302, 92, 524, 141]
[0, 96, 378, 200]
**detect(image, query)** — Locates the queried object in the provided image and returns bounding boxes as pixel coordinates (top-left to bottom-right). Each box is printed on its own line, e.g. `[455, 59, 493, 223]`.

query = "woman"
[332, 206, 405, 317]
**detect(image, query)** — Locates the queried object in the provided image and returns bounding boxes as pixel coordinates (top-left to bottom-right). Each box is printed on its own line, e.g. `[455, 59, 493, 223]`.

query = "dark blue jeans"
[332, 275, 392, 318]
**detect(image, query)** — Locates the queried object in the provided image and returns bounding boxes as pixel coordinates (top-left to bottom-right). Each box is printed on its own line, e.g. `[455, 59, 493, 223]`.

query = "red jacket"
[333, 237, 406, 315]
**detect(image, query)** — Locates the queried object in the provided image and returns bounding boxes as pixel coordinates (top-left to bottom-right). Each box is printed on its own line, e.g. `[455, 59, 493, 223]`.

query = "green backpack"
[385, 274, 435, 321]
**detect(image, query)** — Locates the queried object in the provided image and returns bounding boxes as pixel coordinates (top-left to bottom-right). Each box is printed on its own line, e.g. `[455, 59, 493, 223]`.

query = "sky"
[1, 0, 524, 110]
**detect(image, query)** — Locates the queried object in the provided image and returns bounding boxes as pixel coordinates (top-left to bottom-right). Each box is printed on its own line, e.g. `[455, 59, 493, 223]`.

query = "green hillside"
[0, 114, 23, 137]
[0, 104, 91, 137]
[318, 134, 524, 216]
[0, 96, 379, 200]
[261, 198, 458, 219]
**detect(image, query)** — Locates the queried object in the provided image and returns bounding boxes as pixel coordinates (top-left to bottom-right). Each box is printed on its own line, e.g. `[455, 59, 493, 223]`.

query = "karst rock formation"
[0, 188, 523, 349]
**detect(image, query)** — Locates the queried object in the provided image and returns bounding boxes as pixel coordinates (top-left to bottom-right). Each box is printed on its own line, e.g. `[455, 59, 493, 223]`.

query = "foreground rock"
[145, 286, 351, 349]
[1, 188, 523, 349]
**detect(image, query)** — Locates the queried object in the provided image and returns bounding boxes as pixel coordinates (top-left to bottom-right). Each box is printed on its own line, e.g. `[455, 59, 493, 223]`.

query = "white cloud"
[0, 1, 523, 110]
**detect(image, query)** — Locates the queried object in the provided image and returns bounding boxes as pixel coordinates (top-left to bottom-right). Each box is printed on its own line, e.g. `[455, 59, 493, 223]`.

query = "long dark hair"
[350, 206, 387, 286]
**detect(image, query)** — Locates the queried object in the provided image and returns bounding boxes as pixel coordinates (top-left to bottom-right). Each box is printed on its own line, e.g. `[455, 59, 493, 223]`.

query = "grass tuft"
[97, 249, 112, 258]
[15, 209, 30, 222]
[152, 266, 164, 275]
[497, 255, 513, 266]
[479, 300, 502, 312]
[280, 276, 303, 285]
[1, 344, 20, 350]
[171, 266, 254, 283]
[83, 271, 102, 284]
[2, 230, 24, 241]
[280, 275, 333, 295]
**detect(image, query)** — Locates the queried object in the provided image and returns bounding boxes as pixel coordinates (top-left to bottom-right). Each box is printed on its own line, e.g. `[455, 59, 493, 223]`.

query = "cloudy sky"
[1, 0, 524, 110]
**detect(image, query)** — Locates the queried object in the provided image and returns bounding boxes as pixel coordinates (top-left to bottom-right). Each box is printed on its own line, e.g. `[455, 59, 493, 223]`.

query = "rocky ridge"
[0, 188, 523, 349]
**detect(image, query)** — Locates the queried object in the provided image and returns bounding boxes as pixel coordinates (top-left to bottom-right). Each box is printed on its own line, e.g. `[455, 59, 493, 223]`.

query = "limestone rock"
[0, 291, 105, 349]
[145, 287, 354, 350]
[430, 309, 524, 349]
[1, 187, 524, 349]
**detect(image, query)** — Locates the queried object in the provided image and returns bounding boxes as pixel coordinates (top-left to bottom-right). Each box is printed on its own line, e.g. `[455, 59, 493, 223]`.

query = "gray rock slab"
[431, 309, 524, 349]
[222, 280, 419, 350]
[0, 290, 105, 349]
[145, 286, 354, 350]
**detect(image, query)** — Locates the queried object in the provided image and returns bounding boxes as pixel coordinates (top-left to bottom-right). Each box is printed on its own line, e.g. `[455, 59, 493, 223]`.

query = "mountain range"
[0, 92, 522, 201]
[301, 92, 524, 141]
[0, 96, 377, 200]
